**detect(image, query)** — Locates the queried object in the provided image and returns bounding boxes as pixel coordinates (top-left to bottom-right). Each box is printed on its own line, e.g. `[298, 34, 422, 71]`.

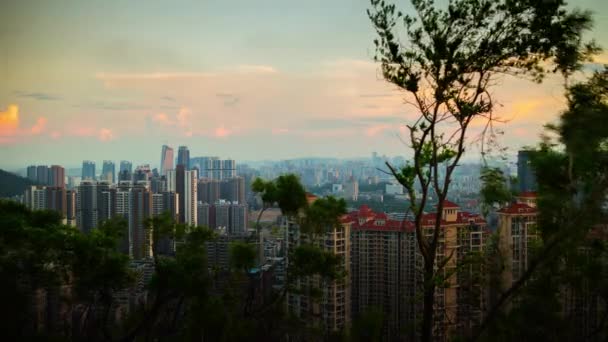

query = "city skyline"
[1, 0, 607, 169]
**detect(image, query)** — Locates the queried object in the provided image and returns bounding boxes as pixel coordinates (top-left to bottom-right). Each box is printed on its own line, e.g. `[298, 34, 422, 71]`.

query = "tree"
[479, 167, 512, 216]
[367, 0, 597, 340]
[476, 67, 608, 341]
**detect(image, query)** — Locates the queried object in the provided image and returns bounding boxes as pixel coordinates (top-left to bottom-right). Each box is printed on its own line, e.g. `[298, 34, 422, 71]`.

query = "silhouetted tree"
[368, 0, 597, 339]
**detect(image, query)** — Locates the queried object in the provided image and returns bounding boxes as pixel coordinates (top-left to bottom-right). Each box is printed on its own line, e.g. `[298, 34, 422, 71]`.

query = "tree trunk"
[421, 266, 436, 342]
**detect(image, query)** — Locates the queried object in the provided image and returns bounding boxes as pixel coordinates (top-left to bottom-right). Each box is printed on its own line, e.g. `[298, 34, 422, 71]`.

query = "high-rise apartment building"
[160, 145, 174, 176]
[129, 184, 153, 259]
[118, 161, 133, 181]
[24, 186, 47, 211]
[36, 165, 49, 185]
[228, 202, 247, 235]
[101, 160, 116, 183]
[348, 205, 418, 340]
[420, 201, 488, 340]
[82, 161, 96, 180]
[119, 160, 132, 174]
[221, 159, 236, 179]
[27, 165, 37, 182]
[76, 181, 98, 233]
[517, 150, 538, 193]
[286, 194, 351, 332]
[45, 187, 67, 219]
[173, 165, 197, 226]
[198, 178, 221, 204]
[49, 165, 65, 187]
[66, 190, 76, 226]
[177, 146, 190, 170]
[220, 176, 246, 204]
[212, 159, 222, 180]
[197, 202, 210, 227]
[497, 195, 538, 290]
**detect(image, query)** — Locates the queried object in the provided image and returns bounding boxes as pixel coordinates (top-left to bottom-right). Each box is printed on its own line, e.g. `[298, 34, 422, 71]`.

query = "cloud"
[30, 117, 47, 134]
[216, 93, 240, 107]
[214, 126, 232, 138]
[233, 65, 278, 74]
[50, 131, 62, 139]
[161, 96, 176, 102]
[365, 124, 392, 137]
[0, 105, 53, 143]
[98, 128, 114, 141]
[75, 101, 146, 111]
[152, 113, 173, 126]
[96, 65, 277, 83]
[0, 104, 19, 137]
[96, 72, 212, 81]
[272, 128, 289, 135]
[176, 107, 191, 127]
[14, 91, 61, 101]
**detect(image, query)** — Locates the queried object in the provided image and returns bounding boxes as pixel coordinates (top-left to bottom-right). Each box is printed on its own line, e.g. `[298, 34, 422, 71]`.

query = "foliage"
[350, 306, 385, 342]
[477, 67, 608, 341]
[479, 167, 512, 216]
[229, 241, 256, 272]
[0, 169, 36, 198]
[368, 0, 597, 339]
[301, 196, 347, 237]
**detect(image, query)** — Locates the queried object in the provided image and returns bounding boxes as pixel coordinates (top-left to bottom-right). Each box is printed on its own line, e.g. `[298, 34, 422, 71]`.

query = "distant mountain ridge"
[0, 169, 35, 198]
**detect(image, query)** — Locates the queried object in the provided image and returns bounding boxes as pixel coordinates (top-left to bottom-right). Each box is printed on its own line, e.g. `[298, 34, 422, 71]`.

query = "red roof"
[344, 206, 415, 232]
[497, 202, 537, 215]
[517, 191, 537, 198]
[440, 200, 460, 208]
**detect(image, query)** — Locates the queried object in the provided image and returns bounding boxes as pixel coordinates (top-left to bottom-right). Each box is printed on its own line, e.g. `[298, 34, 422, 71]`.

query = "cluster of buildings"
[23, 145, 248, 260]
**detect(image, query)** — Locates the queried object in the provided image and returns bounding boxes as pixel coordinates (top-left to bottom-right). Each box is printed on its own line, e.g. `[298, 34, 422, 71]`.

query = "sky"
[1, 0, 607, 170]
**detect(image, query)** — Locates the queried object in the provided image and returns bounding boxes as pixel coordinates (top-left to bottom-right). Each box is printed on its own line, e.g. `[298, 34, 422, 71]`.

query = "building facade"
[348, 205, 419, 340]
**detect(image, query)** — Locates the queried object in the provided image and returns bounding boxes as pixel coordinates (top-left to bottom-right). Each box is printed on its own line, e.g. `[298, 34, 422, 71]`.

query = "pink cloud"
[30, 117, 47, 134]
[50, 131, 62, 139]
[366, 124, 391, 137]
[98, 128, 114, 141]
[176, 107, 191, 127]
[272, 128, 289, 135]
[153, 112, 173, 126]
[0, 104, 20, 137]
[214, 126, 232, 138]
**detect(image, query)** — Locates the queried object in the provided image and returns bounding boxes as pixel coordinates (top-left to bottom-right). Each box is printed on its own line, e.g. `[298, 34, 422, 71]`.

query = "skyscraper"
[36, 165, 49, 185]
[349, 205, 418, 339]
[82, 161, 96, 180]
[160, 145, 174, 176]
[221, 159, 236, 179]
[129, 184, 153, 259]
[212, 159, 222, 180]
[24, 186, 47, 210]
[45, 187, 67, 219]
[66, 190, 76, 226]
[118, 161, 132, 182]
[49, 165, 65, 187]
[101, 160, 116, 183]
[119, 160, 132, 173]
[198, 178, 221, 204]
[27, 165, 37, 182]
[76, 181, 98, 233]
[228, 202, 247, 235]
[220, 177, 246, 204]
[174, 165, 197, 226]
[190, 156, 219, 179]
[177, 145, 190, 170]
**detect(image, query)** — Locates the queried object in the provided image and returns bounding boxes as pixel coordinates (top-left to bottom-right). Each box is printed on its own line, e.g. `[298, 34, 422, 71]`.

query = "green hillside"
[0, 169, 35, 198]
